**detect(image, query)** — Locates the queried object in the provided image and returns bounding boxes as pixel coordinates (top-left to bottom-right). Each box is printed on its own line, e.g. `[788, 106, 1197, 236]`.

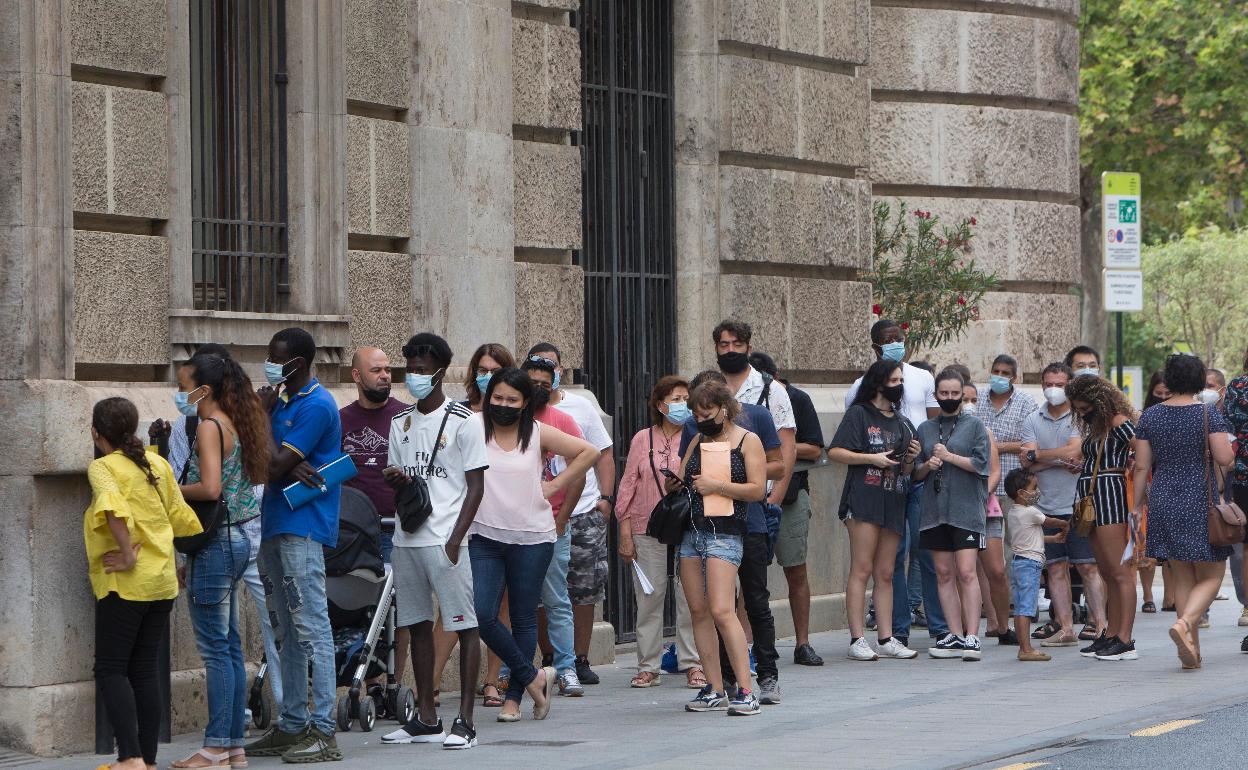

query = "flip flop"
[170, 749, 230, 768]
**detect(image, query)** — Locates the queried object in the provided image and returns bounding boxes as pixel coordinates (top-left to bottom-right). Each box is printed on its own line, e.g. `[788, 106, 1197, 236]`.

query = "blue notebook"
[282, 455, 358, 509]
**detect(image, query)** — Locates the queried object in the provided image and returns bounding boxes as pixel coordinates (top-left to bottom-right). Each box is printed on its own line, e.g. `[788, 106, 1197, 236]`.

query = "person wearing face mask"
[673, 380, 769, 716]
[516, 354, 589, 697]
[845, 320, 946, 649]
[1137, 371, 1173, 615]
[1201, 368, 1227, 412]
[171, 353, 272, 768]
[1003, 469, 1072, 661]
[245, 328, 345, 763]
[912, 370, 993, 661]
[1020, 363, 1108, 647]
[828, 360, 922, 662]
[469, 367, 598, 723]
[615, 376, 705, 688]
[1065, 345, 1102, 380]
[464, 343, 517, 412]
[978, 355, 1038, 516]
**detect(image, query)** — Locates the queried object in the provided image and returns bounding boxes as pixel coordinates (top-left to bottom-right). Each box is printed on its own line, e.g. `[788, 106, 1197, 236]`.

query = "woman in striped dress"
[1066, 375, 1138, 661]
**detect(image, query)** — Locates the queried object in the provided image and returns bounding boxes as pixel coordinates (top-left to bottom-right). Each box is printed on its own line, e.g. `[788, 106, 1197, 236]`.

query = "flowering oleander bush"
[869, 201, 1000, 355]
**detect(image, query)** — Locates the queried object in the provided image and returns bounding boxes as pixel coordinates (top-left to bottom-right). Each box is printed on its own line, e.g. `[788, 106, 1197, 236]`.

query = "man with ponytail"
[246, 328, 345, 763]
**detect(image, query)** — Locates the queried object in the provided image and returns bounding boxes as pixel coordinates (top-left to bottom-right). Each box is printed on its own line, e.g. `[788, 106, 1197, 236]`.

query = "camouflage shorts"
[568, 511, 608, 605]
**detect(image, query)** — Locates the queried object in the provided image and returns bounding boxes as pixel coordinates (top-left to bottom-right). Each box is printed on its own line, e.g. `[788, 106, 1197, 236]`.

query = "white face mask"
[1043, 387, 1068, 406]
[1197, 389, 1221, 405]
[1073, 367, 1099, 379]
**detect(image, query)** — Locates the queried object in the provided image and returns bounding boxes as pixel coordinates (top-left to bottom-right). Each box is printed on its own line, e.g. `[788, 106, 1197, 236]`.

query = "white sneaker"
[558, 669, 584, 697]
[847, 637, 878, 661]
[962, 635, 983, 661]
[876, 637, 918, 659]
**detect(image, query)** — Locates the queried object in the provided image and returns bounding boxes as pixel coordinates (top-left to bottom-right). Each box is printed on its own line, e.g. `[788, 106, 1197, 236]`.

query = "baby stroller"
[246, 487, 414, 732]
[326, 487, 414, 731]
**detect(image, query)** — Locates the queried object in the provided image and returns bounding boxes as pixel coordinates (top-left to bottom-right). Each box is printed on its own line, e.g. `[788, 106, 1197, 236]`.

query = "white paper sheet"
[632, 560, 655, 595]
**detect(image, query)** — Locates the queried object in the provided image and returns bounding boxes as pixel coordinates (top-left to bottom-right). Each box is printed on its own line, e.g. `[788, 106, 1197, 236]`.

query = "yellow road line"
[994, 763, 1049, 770]
[1130, 719, 1203, 737]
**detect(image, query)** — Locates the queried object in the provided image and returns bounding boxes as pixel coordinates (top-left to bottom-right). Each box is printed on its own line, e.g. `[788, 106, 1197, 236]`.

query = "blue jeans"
[541, 529, 576, 675]
[893, 481, 948, 638]
[470, 535, 554, 704]
[258, 534, 336, 736]
[241, 540, 283, 707]
[188, 525, 252, 748]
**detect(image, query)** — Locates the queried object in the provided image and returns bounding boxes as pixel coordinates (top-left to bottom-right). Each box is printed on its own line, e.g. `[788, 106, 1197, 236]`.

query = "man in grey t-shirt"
[1020, 362, 1107, 646]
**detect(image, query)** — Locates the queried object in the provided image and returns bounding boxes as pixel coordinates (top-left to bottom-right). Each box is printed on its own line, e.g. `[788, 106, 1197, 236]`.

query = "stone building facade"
[0, 0, 1080, 755]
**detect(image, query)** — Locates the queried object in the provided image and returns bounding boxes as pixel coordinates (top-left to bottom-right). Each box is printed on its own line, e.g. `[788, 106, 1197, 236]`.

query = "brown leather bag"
[1203, 406, 1247, 547]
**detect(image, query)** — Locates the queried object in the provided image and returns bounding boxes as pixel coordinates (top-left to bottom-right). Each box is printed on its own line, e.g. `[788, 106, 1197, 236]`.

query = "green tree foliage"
[1080, 0, 1248, 241]
[870, 202, 1000, 355]
[1138, 229, 1248, 371]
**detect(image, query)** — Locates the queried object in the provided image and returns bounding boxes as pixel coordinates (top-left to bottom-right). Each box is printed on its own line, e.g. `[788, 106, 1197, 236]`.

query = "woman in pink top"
[469, 367, 597, 723]
[616, 376, 705, 689]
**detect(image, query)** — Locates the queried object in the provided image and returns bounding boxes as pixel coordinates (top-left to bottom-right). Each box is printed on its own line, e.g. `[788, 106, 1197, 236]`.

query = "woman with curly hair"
[1066, 374, 1138, 661]
[173, 353, 272, 768]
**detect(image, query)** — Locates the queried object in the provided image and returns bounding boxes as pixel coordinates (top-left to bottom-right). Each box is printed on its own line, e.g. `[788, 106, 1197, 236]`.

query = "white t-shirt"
[549, 391, 613, 517]
[1007, 503, 1047, 563]
[845, 361, 937, 428]
[386, 400, 489, 547]
[736, 366, 796, 431]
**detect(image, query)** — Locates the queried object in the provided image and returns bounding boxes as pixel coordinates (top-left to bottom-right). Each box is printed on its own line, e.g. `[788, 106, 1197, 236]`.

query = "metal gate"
[575, 0, 677, 642]
[191, 0, 289, 312]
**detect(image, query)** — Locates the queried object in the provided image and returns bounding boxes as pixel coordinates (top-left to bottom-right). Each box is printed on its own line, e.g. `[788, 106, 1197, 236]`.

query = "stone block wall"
[869, 0, 1082, 379]
[510, 1, 584, 367]
[675, 0, 876, 378]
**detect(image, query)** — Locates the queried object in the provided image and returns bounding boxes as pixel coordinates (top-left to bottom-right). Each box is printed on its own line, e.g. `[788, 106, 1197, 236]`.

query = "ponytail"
[92, 397, 159, 487]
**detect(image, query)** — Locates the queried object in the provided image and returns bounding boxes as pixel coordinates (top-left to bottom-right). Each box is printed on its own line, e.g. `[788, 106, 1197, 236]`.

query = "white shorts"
[392, 544, 477, 631]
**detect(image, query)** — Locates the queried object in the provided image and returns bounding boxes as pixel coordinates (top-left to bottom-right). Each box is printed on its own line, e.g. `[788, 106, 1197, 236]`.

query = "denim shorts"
[985, 517, 1004, 540]
[1043, 514, 1096, 565]
[1010, 555, 1044, 619]
[677, 528, 743, 567]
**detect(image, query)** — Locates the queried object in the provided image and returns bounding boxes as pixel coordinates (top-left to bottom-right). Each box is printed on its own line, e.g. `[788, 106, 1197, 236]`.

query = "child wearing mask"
[1005, 469, 1071, 661]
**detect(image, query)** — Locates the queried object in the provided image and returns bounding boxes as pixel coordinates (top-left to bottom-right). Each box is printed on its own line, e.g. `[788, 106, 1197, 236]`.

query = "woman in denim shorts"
[671, 380, 767, 716]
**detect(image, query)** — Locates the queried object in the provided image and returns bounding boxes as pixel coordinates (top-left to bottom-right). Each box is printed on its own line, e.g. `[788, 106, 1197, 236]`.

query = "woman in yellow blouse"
[86, 397, 201, 770]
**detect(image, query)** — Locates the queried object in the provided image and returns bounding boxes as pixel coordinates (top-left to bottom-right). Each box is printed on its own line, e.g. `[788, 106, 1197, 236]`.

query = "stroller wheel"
[358, 695, 376, 732]
[335, 695, 352, 733]
[395, 686, 415, 724]
[251, 696, 270, 730]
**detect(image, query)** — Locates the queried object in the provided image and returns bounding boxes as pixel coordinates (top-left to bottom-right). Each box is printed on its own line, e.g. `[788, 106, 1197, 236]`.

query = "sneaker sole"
[443, 738, 478, 750]
[381, 734, 446, 745]
[1095, 652, 1139, 661]
[281, 750, 343, 764]
[962, 652, 982, 661]
[728, 707, 761, 716]
[685, 703, 728, 712]
[928, 650, 962, 659]
[847, 654, 879, 661]
[759, 696, 780, 705]
[880, 652, 918, 660]
[561, 689, 585, 697]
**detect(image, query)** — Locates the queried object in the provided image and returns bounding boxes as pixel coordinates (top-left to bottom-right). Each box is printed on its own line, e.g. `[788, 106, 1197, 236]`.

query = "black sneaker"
[442, 717, 477, 750]
[929, 633, 965, 659]
[1241, 635, 1248, 653]
[997, 629, 1019, 646]
[1080, 633, 1111, 658]
[575, 655, 600, 685]
[912, 607, 928, 628]
[382, 717, 444, 744]
[1094, 637, 1138, 661]
[793, 643, 824, 666]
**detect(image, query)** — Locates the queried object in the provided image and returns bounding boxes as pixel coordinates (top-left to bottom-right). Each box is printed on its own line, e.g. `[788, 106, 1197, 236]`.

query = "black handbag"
[644, 427, 691, 546]
[396, 406, 454, 534]
[173, 417, 230, 556]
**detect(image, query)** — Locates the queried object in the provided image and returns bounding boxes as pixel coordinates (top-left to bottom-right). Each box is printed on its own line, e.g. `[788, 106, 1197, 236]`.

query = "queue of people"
[83, 320, 1247, 769]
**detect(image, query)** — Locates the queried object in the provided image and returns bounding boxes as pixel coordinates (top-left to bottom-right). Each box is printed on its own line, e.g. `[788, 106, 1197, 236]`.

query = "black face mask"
[717, 351, 749, 374]
[881, 384, 904, 403]
[532, 386, 552, 408]
[696, 415, 724, 438]
[361, 385, 391, 404]
[937, 398, 963, 415]
[487, 403, 523, 426]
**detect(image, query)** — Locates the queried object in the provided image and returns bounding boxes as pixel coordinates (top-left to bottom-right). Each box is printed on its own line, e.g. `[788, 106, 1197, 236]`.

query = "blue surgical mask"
[264, 360, 289, 387]
[666, 401, 690, 425]
[476, 373, 493, 394]
[988, 375, 1011, 395]
[406, 371, 442, 400]
[552, 370, 561, 391]
[173, 390, 201, 417]
[880, 342, 905, 362]
[1073, 367, 1099, 379]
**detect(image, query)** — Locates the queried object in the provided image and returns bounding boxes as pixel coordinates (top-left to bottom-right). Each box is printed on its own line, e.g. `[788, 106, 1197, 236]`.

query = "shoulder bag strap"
[424, 405, 455, 477]
[647, 427, 665, 497]
[179, 417, 225, 485]
[1203, 405, 1222, 504]
[1087, 432, 1105, 489]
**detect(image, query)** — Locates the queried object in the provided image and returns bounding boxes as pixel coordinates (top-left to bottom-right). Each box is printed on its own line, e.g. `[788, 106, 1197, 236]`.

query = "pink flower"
[970, 217, 977, 226]
[957, 296, 966, 306]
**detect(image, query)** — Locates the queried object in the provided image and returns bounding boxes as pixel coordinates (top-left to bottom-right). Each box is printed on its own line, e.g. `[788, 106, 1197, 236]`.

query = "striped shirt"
[977, 387, 1039, 496]
[1076, 420, 1136, 525]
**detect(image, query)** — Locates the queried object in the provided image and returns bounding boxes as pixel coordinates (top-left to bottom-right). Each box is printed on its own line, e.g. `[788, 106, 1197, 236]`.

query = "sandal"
[1031, 620, 1059, 640]
[1169, 619, 1199, 669]
[630, 671, 661, 688]
[227, 750, 247, 769]
[686, 668, 708, 690]
[482, 682, 505, 708]
[1142, 601, 1157, 613]
[170, 749, 230, 768]
[1077, 624, 1099, 641]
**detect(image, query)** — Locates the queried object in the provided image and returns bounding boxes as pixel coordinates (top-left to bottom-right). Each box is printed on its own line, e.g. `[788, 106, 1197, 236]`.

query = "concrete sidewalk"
[44, 582, 1248, 770]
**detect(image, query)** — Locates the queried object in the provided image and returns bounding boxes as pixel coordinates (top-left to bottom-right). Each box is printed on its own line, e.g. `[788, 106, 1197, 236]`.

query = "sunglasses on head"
[529, 355, 557, 368]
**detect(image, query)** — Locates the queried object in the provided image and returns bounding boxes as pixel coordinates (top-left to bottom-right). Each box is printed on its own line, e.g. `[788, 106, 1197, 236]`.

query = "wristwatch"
[1026, 450, 1037, 463]
[598, 494, 615, 505]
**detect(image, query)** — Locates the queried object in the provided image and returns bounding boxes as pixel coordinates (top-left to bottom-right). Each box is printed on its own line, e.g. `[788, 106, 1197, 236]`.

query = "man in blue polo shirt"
[245, 327, 344, 764]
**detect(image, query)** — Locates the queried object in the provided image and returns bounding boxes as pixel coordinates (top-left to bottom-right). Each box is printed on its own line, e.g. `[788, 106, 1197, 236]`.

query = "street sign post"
[1102, 172, 1142, 390]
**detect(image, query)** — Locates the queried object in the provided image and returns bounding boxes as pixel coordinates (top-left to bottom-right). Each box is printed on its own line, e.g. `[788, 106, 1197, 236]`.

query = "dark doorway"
[575, 0, 677, 642]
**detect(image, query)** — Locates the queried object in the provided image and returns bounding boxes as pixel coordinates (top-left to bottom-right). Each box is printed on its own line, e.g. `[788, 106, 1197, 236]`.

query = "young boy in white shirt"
[1005, 469, 1070, 661]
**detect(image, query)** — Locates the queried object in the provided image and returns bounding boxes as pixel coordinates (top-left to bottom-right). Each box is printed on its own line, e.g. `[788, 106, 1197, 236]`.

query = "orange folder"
[699, 442, 733, 517]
